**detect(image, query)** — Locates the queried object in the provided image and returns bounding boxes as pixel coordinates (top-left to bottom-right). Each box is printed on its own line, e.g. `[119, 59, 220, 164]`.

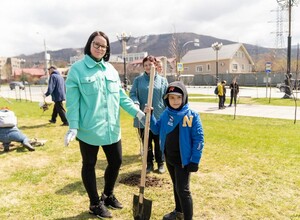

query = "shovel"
[133, 65, 155, 220]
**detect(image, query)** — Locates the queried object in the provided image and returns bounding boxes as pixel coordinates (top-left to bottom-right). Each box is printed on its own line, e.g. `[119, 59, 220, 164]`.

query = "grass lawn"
[0, 99, 299, 220]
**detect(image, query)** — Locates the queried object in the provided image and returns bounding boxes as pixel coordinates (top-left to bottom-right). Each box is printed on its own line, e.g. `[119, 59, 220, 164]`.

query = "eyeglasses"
[92, 41, 108, 50]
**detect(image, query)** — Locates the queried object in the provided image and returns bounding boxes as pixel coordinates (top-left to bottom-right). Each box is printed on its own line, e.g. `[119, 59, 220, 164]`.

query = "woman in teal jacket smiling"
[64, 31, 145, 219]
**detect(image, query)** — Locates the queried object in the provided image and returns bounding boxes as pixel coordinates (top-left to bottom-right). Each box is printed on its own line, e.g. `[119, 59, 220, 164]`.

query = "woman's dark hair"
[84, 31, 110, 61]
[142, 55, 157, 66]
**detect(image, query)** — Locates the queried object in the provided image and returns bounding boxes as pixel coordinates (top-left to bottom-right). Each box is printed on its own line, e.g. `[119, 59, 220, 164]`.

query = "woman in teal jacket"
[64, 31, 144, 219]
[130, 56, 168, 174]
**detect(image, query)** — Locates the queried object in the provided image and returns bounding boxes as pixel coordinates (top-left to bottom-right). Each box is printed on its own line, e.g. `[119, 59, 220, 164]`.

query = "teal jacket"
[129, 72, 168, 128]
[66, 55, 139, 146]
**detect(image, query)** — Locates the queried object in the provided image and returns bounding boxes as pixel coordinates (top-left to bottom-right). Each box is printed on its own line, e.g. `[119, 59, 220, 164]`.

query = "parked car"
[276, 79, 300, 92]
[9, 81, 27, 90]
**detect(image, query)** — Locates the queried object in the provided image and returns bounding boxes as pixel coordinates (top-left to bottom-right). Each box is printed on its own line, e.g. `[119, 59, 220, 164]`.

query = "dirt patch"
[120, 173, 170, 187]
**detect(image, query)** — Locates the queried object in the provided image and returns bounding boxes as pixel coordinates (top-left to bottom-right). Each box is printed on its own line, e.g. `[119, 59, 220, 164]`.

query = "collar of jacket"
[143, 71, 157, 81]
[84, 55, 106, 71]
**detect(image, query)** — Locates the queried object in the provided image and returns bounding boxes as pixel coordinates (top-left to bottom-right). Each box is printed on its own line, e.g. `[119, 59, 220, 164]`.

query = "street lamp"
[211, 42, 223, 84]
[116, 32, 131, 91]
[177, 38, 200, 80]
[36, 32, 50, 75]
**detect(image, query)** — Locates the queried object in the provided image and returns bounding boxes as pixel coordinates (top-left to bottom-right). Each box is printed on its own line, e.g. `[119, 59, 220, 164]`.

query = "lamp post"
[211, 42, 223, 84]
[177, 38, 200, 80]
[117, 32, 131, 91]
[36, 32, 49, 75]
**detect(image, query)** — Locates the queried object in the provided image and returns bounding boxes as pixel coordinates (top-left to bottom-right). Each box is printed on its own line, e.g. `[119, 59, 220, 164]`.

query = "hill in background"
[18, 32, 292, 67]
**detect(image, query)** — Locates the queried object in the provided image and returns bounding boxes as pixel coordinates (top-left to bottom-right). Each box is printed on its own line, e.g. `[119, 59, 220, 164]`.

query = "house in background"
[181, 43, 254, 79]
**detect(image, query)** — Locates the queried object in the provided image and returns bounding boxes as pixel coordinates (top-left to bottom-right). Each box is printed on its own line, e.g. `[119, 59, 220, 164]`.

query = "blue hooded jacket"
[149, 81, 204, 166]
[45, 70, 66, 102]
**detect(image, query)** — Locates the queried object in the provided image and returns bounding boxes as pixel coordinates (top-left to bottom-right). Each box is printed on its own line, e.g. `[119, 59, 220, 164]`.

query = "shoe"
[228, 105, 232, 107]
[163, 210, 184, 220]
[89, 201, 112, 219]
[102, 193, 123, 209]
[158, 163, 165, 174]
[146, 163, 154, 173]
[23, 141, 35, 151]
[49, 120, 56, 124]
[61, 123, 69, 126]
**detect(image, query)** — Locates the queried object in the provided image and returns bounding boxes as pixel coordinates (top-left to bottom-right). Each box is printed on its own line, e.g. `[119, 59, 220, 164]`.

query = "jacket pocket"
[106, 79, 119, 93]
[80, 76, 99, 95]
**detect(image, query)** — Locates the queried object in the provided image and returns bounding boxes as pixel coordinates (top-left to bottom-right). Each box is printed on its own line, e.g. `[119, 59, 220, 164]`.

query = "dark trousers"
[79, 139, 122, 205]
[230, 91, 237, 106]
[51, 101, 68, 124]
[138, 128, 163, 165]
[218, 95, 224, 108]
[166, 162, 193, 220]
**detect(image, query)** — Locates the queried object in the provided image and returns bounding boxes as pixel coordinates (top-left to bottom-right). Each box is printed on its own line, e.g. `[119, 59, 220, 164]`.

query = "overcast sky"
[0, 0, 299, 57]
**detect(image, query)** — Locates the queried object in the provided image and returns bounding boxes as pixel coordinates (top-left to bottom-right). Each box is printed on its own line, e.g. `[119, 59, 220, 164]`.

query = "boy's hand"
[185, 162, 199, 172]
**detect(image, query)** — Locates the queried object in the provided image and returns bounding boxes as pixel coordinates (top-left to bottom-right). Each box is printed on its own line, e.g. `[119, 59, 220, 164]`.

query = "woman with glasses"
[64, 31, 145, 219]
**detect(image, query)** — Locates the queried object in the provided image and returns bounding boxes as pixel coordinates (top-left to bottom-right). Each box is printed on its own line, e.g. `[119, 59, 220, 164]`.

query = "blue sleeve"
[190, 112, 204, 164]
[149, 114, 160, 135]
[129, 77, 139, 105]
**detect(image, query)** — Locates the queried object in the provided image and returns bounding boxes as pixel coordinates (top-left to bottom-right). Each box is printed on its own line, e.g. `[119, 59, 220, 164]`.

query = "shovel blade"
[133, 194, 152, 220]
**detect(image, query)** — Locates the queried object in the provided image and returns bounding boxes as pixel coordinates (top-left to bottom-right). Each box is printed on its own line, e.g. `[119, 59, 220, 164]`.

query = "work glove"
[185, 162, 199, 172]
[64, 129, 77, 147]
[136, 110, 145, 126]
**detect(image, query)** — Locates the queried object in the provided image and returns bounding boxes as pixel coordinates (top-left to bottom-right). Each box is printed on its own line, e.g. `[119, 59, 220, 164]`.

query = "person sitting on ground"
[0, 108, 35, 152]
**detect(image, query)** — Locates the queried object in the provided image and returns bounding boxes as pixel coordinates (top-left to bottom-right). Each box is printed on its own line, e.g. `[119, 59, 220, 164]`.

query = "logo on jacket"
[182, 115, 193, 127]
[168, 115, 174, 126]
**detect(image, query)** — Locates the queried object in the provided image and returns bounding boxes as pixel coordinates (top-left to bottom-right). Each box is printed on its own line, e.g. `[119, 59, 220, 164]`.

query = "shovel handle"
[139, 65, 155, 203]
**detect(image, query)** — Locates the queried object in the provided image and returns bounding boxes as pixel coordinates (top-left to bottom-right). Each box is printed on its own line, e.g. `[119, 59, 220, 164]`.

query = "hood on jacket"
[164, 81, 188, 109]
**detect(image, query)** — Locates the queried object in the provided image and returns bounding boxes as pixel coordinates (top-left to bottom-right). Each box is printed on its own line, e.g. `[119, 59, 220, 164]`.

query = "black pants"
[138, 128, 163, 165]
[51, 101, 68, 124]
[166, 162, 193, 220]
[230, 91, 237, 106]
[79, 139, 122, 205]
[218, 95, 224, 108]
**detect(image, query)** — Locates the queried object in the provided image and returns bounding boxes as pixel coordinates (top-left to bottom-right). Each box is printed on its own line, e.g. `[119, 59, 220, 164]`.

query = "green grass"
[0, 99, 299, 219]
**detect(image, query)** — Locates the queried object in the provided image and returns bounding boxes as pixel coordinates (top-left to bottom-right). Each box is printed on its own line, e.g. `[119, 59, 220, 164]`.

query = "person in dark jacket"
[228, 79, 239, 107]
[44, 66, 68, 126]
[144, 81, 204, 220]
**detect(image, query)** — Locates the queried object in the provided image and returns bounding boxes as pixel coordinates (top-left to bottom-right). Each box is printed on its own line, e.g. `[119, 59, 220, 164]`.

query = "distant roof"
[14, 68, 45, 76]
[182, 43, 253, 64]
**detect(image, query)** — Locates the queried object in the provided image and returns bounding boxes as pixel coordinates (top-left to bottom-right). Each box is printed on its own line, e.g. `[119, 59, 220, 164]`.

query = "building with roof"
[181, 43, 254, 76]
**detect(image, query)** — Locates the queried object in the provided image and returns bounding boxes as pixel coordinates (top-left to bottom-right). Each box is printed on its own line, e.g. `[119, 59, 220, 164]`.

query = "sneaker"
[49, 120, 56, 124]
[23, 141, 35, 151]
[158, 163, 165, 174]
[146, 163, 154, 173]
[163, 210, 184, 220]
[102, 193, 123, 209]
[89, 201, 112, 219]
[61, 123, 69, 126]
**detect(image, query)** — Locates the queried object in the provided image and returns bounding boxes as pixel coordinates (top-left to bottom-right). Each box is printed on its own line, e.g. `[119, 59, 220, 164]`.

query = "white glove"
[43, 94, 47, 98]
[136, 110, 145, 126]
[64, 129, 77, 146]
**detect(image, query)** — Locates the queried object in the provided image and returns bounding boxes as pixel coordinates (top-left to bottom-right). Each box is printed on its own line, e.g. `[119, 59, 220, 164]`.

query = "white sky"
[0, 0, 299, 57]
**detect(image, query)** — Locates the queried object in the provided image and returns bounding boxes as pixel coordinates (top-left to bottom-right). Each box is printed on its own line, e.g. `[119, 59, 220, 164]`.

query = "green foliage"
[0, 99, 299, 219]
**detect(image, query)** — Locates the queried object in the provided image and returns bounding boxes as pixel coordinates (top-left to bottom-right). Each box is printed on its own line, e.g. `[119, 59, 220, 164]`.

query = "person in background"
[130, 55, 168, 174]
[64, 31, 145, 219]
[156, 59, 164, 75]
[217, 81, 225, 109]
[144, 81, 204, 220]
[228, 79, 239, 107]
[222, 80, 227, 108]
[0, 108, 35, 152]
[43, 66, 68, 126]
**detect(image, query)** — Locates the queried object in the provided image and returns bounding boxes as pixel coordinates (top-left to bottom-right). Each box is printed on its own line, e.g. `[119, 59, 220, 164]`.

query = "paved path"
[0, 85, 298, 120]
[189, 102, 299, 120]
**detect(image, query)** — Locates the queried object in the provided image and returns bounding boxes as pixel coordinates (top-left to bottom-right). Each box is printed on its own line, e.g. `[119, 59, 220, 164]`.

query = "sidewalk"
[189, 102, 299, 120]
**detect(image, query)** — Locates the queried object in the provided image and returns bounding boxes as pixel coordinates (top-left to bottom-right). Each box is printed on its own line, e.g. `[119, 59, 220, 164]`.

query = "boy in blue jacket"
[145, 81, 204, 220]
